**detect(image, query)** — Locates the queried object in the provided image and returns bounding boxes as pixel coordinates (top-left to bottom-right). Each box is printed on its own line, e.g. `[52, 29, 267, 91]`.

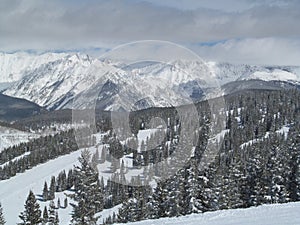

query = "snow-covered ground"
[122, 201, 300, 225]
[0, 126, 39, 152]
[244, 69, 298, 82]
[0, 147, 84, 224]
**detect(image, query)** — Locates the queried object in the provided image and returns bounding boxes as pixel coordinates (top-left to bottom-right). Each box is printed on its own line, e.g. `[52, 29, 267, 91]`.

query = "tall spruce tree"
[69, 149, 104, 224]
[42, 181, 49, 201]
[42, 206, 48, 225]
[18, 190, 42, 225]
[49, 176, 56, 200]
[48, 200, 59, 225]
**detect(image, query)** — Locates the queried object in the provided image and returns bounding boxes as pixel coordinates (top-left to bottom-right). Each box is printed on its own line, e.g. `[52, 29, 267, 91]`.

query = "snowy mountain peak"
[0, 52, 67, 84]
[66, 53, 93, 65]
[2, 52, 300, 111]
[240, 69, 298, 82]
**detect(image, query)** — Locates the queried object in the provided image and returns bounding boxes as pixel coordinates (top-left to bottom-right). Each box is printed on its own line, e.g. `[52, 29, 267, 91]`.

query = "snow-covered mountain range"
[0, 52, 67, 91]
[1, 52, 300, 111]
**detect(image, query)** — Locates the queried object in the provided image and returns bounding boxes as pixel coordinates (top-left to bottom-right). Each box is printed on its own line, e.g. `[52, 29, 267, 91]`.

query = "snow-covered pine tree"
[151, 181, 168, 218]
[69, 149, 104, 224]
[49, 176, 56, 200]
[48, 200, 59, 225]
[42, 181, 49, 201]
[117, 199, 130, 223]
[0, 202, 5, 225]
[56, 170, 67, 192]
[185, 160, 203, 214]
[42, 206, 48, 225]
[287, 131, 300, 201]
[18, 190, 42, 225]
[67, 169, 74, 189]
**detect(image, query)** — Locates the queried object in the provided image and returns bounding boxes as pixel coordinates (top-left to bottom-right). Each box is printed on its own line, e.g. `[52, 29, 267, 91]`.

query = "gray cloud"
[194, 38, 300, 66]
[0, 0, 299, 65]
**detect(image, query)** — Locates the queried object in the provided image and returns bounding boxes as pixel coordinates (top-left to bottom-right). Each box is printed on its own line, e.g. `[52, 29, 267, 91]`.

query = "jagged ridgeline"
[1, 89, 300, 224]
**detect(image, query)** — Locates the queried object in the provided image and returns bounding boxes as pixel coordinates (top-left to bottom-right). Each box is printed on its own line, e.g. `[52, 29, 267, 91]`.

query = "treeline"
[0, 130, 77, 180]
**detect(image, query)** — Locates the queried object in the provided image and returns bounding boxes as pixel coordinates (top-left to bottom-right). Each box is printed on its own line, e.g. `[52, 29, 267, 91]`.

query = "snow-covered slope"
[2, 52, 300, 111]
[4, 54, 120, 110]
[0, 146, 84, 224]
[4, 58, 217, 111]
[0, 52, 66, 85]
[241, 69, 298, 82]
[0, 126, 39, 152]
[124, 202, 300, 225]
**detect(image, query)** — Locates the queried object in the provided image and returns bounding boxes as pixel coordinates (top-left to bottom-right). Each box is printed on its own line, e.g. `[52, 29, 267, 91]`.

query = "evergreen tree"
[0, 202, 5, 225]
[69, 149, 104, 225]
[48, 200, 59, 225]
[42, 181, 49, 201]
[18, 190, 42, 225]
[57, 170, 67, 192]
[67, 169, 74, 189]
[49, 176, 56, 200]
[42, 206, 48, 225]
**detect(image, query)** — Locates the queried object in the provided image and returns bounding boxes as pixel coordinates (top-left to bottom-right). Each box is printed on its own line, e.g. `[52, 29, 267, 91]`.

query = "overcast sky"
[1, 0, 300, 65]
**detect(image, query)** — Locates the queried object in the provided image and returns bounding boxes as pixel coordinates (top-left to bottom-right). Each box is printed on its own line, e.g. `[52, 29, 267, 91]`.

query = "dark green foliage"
[0, 130, 78, 180]
[68, 149, 104, 224]
[0, 202, 5, 225]
[48, 200, 59, 225]
[42, 182, 49, 201]
[18, 191, 41, 225]
[42, 206, 48, 224]
[49, 176, 56, 200]
[56, 170, 67, 192]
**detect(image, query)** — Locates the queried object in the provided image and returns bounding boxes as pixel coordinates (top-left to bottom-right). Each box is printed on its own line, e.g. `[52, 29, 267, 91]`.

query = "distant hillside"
[0, 93, 44, 122]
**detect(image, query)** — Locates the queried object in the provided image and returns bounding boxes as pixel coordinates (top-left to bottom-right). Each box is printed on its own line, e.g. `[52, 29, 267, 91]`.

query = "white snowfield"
[0, 52, 67, 83]
[122, 202, 300, 225]
[0, 147, 83, 224]
[0, 126, 39, 152]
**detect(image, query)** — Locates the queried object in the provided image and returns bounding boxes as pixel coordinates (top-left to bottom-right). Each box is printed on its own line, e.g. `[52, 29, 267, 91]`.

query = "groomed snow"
[122, 201, 300, 225]
[0, 147, 84, 224]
